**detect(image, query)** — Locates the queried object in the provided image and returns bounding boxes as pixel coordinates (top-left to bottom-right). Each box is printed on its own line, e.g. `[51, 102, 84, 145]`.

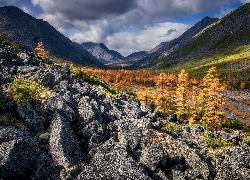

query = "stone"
[45, 92, 75, 123]
[90, 140, 152, 179]
[49, 114, 84, 169]
[17, 102, 44, 134]
[140, 141, 165, 171]
[117, 122, 142, 150]
[31, 153, 57, 180]
[0, 126, 39, 179]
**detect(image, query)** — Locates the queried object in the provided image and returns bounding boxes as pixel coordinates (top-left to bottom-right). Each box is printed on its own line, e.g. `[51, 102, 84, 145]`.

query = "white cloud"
[0, 0, 7, 6]
[20, 5, 34, 16]
[105, 22, 190, 56]
[240, 0, 250, 3]
[69, 20, 112, 43]
[214, 7, 235, 18]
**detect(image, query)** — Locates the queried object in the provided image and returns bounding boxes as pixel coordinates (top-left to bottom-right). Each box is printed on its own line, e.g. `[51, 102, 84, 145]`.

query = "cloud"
[105, 22, 190, 56]
[31, 0, 238, 56]
[240, 0, 250, 3]
[136, 0, 235, 22]
[214, 7, 235, 18]
[31, 0, 137, 21]
[21, 5, 34, 16]
[0, 0, 7, 6]
[69, 20, 112, 43]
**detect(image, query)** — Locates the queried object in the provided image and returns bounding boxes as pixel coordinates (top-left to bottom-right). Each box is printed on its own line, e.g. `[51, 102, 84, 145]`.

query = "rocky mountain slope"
[81, 42, 124, 64]
[0, 6, 103, 67]
[132, 3, 250, 69]
[81, 42, 150, 65]
[132, 16, 219, 68]
[1, 40, 250, 179]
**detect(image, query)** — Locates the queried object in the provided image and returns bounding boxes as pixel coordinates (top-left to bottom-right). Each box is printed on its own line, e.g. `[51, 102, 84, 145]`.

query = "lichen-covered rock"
[45, 92, 75, 123]
[31, 153, 57, 180]
[78, 96, 100, 126]
[90, 140, 152, 179]
[0, 126, 39, 179]
[17, 102, 44, 134]
[140, 141, 165, 171]
[0, 41, 250, 179]
[214, 147, 250, 180]
[49, 114, 84, 169]
[117, 122, 142, 150]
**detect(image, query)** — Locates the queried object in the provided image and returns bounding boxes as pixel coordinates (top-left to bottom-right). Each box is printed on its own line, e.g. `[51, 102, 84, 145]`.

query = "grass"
[70, 66, 139, 103]
[161, 45, 250, 88]
[201, 131, 233, 148]
[221, 118, 250, 136]
[8, 78, 52, 104]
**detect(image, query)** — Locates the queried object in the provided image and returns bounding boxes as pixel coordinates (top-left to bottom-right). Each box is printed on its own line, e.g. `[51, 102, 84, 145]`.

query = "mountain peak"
[0, 6, 103, 67]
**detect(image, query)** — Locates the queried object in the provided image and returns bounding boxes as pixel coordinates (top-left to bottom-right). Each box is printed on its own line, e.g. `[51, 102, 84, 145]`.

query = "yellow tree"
[198, 67, 226, 129]
[189, 75, 200, 124]
[137, 87, 153, 106]
[175, 69, 189, 119]
[35, 42, 48, 60]
[153, 73, 168, 114]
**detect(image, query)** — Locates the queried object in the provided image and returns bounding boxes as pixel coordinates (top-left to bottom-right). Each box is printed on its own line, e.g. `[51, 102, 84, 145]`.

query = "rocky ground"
[0, 44, 250, 179]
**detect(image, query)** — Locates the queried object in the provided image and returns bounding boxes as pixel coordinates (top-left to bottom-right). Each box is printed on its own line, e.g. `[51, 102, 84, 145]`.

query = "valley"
[0, 2, 250, 179]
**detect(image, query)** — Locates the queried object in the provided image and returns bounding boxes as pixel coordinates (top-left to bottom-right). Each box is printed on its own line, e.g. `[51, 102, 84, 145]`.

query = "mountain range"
[80, 16, 219, 66]
[0, 6, 103, 67]
[81, 42, 150, 65]
[0, 3, 249, 72]
[132, 3, 250, 69]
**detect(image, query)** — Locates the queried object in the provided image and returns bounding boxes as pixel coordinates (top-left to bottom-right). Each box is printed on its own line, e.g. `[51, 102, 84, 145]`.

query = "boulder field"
[0, 44, 250, 179]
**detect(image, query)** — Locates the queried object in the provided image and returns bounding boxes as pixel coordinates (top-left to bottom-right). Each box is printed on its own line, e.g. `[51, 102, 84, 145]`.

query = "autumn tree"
[175, 69, 189, 119]
[198, 67, 226, 129]
[153, 73, 168, 114]
[137, 87, 153, 106]
[35, 42, 48, 60]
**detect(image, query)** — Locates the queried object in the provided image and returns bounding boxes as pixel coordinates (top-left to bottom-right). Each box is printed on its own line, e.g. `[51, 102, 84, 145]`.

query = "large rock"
[117, 122, 142, 150]
[45, 92, 75, 124]
[0, 126, 39, 179]
[49, 114, 84, 169]
[89, 140, 152, 179]
[17, 102, 44, 134]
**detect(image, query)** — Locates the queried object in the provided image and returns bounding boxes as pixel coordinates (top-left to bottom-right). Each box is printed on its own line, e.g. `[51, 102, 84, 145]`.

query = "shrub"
[201, 131, 233, 148]
[9, 78, 52, 104]
[160, 118, 182, 132]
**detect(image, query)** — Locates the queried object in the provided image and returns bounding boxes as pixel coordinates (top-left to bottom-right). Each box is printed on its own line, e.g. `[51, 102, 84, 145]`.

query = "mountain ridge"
[131, 16, 219, 68]
[81, 42, 151, 65]
[0, 6, 103, 67]
[132, 3, 250, 69]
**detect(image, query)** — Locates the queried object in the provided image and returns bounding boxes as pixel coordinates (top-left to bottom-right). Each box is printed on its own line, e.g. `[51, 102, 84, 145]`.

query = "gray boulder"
[49, 114, 84, 169]
[0, 126, 39, 179]
[17, 102, 44, 134]
[89, 140, 152, 179]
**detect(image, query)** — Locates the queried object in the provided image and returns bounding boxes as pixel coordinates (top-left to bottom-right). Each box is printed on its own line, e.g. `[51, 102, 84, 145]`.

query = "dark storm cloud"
[32, 0, 137, 21]
[137, 0, 235, 22]
[0, 0, 7, 6]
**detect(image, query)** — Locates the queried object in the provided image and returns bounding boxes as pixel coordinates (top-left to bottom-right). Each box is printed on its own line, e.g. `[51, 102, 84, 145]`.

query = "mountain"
[0, 6, 103, 67]
[81, 42, 124, 64]
[131, 16, 219, 68]
[125, 51, 149, 62]
[132, 3, 250, 69]
[81, 42, 150, 65]
[1, 42, 250, 180]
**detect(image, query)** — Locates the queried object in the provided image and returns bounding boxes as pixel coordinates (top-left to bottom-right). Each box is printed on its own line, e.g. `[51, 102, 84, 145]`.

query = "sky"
[0, 0, 249, 57]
